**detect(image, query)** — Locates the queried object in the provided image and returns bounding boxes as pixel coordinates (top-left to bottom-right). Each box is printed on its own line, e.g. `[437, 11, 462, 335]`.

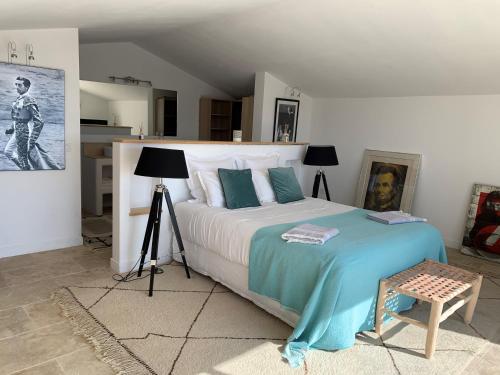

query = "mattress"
[174, 197, 355, 266]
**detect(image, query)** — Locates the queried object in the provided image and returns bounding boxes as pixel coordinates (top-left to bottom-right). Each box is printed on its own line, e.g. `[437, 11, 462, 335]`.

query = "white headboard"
[112, 140, 308, 272]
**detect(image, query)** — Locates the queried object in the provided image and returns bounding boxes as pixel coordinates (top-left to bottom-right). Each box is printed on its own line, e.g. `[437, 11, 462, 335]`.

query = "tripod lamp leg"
[148, 192, 163, 297]
[138, 192, 160, 277]
[321, 171, 331, 201]
[164, 189, 191, 279]
[312, 171, 321, 198]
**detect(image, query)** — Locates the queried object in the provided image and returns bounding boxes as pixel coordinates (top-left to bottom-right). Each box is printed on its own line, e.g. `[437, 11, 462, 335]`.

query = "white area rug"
[53, 261, 500, 375]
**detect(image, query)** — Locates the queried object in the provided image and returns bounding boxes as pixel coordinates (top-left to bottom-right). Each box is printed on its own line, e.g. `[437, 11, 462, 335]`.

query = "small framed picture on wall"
[272, 98, 299, 142]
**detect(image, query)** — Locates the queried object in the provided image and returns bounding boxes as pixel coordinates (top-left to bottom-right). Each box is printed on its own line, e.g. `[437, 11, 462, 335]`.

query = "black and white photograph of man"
[0, 62, 64, 171]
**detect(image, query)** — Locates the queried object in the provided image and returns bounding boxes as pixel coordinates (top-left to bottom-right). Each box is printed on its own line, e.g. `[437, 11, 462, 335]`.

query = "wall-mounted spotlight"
[286, 86, 302, 98]
[8, 41, 18, 63]
[290, 87, 301, 98]
[26, 44, 35, 65]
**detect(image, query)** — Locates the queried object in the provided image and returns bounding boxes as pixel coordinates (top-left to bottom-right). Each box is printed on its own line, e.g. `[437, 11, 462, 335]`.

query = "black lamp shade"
[134, 147, 189, 178]
[303, 145, 339, 166]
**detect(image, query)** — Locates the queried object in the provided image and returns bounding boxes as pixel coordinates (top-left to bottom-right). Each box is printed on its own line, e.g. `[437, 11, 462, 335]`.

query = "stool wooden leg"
[375, 280, 388, 335]
[464, 275, 483, 324]
[425, 302, 443, 359]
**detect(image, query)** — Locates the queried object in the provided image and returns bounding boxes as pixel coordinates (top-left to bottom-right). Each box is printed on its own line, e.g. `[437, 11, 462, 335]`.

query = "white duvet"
[175, 197, 355, 266]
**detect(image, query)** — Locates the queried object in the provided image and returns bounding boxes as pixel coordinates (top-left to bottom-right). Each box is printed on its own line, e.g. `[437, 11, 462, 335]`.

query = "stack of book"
[367, 211, 427, 225]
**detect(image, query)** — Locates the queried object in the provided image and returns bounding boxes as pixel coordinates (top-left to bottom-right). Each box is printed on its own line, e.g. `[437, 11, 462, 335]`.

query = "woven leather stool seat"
[375, 259, 483, 359]
[385, 260, 479, 303]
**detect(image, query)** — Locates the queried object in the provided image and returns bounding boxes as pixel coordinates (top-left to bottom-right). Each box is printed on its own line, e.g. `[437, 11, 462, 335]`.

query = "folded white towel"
[281, 223, 340, 245]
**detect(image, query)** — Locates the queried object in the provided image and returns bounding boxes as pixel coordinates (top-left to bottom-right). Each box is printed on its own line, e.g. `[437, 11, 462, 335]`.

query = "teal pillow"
[218, 168, 261, 209]
[268, 167, 305, 204]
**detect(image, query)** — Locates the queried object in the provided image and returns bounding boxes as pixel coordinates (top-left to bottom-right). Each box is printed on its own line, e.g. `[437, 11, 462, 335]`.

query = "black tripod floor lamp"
[134, 147, 191, 297]
[303, 145, 339, 201]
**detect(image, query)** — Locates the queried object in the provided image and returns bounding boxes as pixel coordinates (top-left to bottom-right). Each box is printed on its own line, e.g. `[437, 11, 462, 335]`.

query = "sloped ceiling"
[2, 0, 500, 98]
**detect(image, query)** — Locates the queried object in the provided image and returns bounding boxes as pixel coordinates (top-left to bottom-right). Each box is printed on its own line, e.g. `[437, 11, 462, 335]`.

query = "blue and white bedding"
[175, 197, 354, 266]
[249, 208, 446, 366]
[174, 198, 446, 367]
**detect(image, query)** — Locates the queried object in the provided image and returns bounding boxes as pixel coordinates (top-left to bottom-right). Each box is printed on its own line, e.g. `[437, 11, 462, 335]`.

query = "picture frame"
[272, 98, 300, 142]
[0, 61, 65, 171]
[461, 183, 500, 262]
[355, 149, 422, 213]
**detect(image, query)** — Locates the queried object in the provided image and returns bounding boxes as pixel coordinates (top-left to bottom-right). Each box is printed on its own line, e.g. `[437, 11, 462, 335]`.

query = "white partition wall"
[112, 140, 308, 272]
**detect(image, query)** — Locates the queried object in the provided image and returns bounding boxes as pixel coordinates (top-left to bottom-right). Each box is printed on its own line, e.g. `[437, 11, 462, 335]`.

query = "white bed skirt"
[173, 239, 299, 328]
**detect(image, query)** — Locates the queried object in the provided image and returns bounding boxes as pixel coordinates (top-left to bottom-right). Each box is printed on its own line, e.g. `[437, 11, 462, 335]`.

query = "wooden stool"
[375, 259, 483, 359]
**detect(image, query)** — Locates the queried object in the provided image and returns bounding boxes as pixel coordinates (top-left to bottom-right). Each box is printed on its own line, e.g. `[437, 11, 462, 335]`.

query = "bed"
[173, 197, 446, 366]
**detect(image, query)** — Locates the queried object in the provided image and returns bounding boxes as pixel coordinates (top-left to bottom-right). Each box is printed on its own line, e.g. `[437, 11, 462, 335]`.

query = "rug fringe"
[52, 287, 153, 375]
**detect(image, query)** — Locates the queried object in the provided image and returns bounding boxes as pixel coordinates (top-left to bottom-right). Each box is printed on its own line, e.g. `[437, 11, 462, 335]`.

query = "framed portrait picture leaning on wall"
[272, 98, 299, 142]
[461, 183, 500, 262]
[355, 150, 421, 213]
[0, 62, 65, 171]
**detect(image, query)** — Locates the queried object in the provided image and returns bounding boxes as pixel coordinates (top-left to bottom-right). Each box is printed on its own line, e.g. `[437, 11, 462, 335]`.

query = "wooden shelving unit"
[199, 96, 254, 141]
[199, 98, 232, 141]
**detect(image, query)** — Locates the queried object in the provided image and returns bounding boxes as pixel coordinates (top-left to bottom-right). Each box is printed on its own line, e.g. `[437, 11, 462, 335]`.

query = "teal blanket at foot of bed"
[248, 208, 447, 367]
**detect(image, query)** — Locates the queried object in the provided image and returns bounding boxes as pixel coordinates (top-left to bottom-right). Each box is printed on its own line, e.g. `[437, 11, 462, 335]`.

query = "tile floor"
[0, 246, 499, 374]
[0, 245, 116, 375]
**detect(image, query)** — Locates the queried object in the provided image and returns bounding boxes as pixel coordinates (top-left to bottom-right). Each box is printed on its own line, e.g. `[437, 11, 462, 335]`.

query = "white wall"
[80, 90, 109, 120]
[79, 42, 233, 140]
[311, 96, 500, 248]
[252, 72, 313, 142]
[0, 28, 82, 258]
[108, 100, 148, 135]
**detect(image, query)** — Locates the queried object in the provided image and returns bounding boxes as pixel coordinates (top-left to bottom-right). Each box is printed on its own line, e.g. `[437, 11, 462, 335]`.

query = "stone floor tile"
[0, 258, 85, 287]
[71, 253, 112, 271]
[10, 360, 65, 375]
[0, 322, 87, 374]
[0, 307, 36, 340]
[0, 253, 38, 272]
[23, 301, 65, 328]
[0, 279, 59, 311]
[0, 273, 8, 289]
[29, 246, 95, 262]
[56, 347, 115, 375]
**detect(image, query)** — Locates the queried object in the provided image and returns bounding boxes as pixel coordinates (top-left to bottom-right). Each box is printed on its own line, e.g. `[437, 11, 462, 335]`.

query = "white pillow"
[197, 171, 225, 208]
[252, 169, 276, 203]
[186, 156, 235, 202]
[235, 154, 279, 203]
[236, 153, 279, 170]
